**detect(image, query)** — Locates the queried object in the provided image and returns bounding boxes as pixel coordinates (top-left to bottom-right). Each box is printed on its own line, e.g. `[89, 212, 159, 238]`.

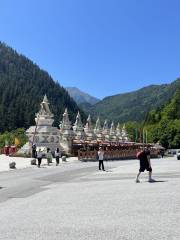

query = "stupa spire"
[84, 115, 94, 141]
[73, 111, 85, 140]
[35, 94, 54, 126]
[94, 117, 104, 141]
[102, 119, 110, 141]
[94, 117, 101, 133]
[60, 108, 72, 131]
[43, 94, 48, 103]
[121, 124, 129, 142]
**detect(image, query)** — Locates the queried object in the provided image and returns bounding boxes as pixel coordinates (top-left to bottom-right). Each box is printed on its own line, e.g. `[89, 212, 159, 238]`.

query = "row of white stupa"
[60, 108, 129, 142]
[25, 95, 129, 153]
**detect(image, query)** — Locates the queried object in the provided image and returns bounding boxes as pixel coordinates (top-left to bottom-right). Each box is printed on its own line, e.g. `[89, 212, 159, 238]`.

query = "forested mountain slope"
[86, 79, 180, 123]
[0, 42, 86, 132]
[145, 88, 180, 148]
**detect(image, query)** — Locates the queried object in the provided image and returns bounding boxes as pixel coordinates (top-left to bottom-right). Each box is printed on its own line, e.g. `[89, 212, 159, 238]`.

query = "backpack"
[136, 151, 143, 159]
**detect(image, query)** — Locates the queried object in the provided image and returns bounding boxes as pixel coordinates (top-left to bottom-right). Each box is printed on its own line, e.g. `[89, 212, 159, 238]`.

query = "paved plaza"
[0, 154, 77, 172]
[0, 156, 179, 240]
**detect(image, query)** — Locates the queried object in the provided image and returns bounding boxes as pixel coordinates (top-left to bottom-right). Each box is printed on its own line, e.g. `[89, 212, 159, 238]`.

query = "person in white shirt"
[37, 148, 42, 168]
[98, 147, 105, 171]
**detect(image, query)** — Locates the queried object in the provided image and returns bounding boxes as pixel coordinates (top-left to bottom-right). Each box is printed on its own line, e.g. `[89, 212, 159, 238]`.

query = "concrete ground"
[0, 156, 179, 240]
[0, 154, 77, 172]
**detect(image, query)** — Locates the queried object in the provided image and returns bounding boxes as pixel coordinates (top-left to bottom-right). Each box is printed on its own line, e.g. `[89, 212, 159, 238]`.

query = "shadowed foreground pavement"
[0, 157, 179, 240]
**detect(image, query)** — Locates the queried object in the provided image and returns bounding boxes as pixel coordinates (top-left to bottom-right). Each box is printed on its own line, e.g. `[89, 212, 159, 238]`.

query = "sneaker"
[136, 179, 140, 183]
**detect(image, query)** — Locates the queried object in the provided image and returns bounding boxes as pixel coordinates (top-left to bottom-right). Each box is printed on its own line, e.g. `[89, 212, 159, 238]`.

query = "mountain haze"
[66, 87, 100, 105]
[0, 42, 86, 132]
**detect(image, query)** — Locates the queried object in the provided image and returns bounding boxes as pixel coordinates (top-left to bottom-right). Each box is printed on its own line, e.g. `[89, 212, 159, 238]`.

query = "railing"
[78, 149, 159, 161]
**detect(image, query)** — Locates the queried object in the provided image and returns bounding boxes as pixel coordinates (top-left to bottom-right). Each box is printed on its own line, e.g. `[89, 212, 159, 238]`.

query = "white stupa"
[121, 124, 129, 142]
[102, 119, 110, 141]
[25, 95, 61, 151]
[109, 121, 117, 141]
[94, 117, 104, 141]
[59, 108, 74, 153]
[84, 115, 95, 141]
[116, 123, 123, 141]
[73, 112, 85, 140]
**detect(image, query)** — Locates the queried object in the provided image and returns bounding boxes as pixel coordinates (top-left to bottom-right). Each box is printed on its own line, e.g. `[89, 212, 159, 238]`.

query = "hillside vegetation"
[145, 88, 180, 148]
[81, 79, 180, 123]
[124, 88, 180, 148]
[0, 42, 86, 132]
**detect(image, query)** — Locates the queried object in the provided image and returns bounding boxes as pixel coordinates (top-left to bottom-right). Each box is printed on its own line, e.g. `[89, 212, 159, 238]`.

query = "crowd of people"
[32, 144, 61, 168]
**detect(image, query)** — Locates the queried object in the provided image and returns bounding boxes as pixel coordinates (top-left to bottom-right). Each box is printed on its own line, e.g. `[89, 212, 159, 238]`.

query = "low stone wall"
[78, 149, 159, 161]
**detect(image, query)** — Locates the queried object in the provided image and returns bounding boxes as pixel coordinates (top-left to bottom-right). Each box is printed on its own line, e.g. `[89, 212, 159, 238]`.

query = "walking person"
[98, 147, 105, 171]
[32, 144, 37, 158]
[55, 148, 61, 166]
[46, 148, 53, 166]
[160, 149, 164, 158]
[136, 146, 155, 183]
[37, 148, 42, 168]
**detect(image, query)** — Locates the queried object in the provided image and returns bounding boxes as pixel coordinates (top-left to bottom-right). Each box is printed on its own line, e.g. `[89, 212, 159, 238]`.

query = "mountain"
[86, 79, 180, 123]
[0, 42, 86, 132]
[66, 87, 100, 105]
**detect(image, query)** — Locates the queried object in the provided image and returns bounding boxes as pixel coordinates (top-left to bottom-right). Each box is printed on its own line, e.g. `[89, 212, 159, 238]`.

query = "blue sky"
[0, 0, 180, 99]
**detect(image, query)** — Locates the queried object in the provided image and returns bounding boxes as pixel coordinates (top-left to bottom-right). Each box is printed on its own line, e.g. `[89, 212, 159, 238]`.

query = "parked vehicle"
[177, 150, 180, 160]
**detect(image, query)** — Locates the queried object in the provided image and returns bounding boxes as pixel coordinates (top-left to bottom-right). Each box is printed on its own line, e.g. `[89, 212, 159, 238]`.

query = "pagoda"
[84, 115, 95, 141]
[59, 108, 74, 153]
[94, 117, 104, 141]
[102, 119, 110, 141]
[116, 123, 123, 141]
[109, 121, 117, 141]
[26, 95, 61, 151]
[121, 124, 129, 142]
[73, 112, 85, 141]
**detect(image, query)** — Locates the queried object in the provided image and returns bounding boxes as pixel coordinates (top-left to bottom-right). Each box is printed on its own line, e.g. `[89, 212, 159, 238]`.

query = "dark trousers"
[32, 150, 37, 158]
[99, 160, 104, 170]
[56, 156, 60, 165]
[37, 158, 42, 167]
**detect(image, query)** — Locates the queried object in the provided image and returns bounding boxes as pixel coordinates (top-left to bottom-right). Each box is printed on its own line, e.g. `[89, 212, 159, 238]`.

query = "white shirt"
[55, 151, 61, 157]
[37, 151, 42, 158]
[98, 150, 104, 160]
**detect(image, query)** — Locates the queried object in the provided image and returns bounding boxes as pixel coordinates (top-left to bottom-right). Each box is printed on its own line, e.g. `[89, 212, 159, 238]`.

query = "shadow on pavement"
[148, 180, 167, 183]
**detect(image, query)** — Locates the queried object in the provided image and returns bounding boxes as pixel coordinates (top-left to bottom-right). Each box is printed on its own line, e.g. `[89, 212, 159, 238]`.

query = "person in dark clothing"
[160, 150, 164, 158]
[46, 148, 53, 165]
[32, 144, 37, 158]
[136, 147, 154, 183]
[98, 147, 105, 171]
[55, 148, 61, 166]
